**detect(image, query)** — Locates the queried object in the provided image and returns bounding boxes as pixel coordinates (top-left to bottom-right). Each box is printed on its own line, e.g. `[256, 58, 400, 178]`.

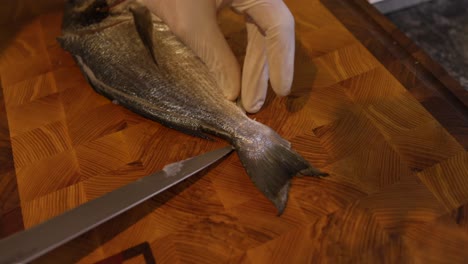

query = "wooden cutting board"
[1, 0, 468, 263]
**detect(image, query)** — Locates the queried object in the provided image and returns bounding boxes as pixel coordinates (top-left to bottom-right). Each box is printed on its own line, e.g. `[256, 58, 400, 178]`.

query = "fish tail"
[233, 123, 327, 215]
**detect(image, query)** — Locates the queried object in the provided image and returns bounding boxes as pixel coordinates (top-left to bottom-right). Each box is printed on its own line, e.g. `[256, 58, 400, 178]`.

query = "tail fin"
[233, 124, 327, 215]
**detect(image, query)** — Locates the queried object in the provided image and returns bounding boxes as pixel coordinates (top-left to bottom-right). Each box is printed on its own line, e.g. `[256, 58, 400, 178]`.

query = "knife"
[0, 146, 233, 264]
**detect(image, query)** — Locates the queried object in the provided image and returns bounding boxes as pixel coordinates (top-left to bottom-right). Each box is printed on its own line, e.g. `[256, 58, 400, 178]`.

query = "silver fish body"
[58, 0, 326, 214]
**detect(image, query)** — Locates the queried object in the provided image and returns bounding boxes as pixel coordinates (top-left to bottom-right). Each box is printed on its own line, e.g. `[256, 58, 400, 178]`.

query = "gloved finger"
[142, 0, 241, 100]
[241, 20, 269, 113]
[215, 0, 234, 9]
[233, 0, 295, 97]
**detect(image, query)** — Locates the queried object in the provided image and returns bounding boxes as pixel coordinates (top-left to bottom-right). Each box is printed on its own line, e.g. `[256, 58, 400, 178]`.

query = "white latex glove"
[141, 0, 295, 113]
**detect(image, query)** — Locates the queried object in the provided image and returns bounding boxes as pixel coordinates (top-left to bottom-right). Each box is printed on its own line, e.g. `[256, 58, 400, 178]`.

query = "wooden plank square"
[0, 53, 52, 87]
[47, 39, 78, 70]
[418, 151, 468, 210]
[388, 120, 464, 171]
[313, 43, 380, 85]
[0, 19, 47, 66]
[2, 72, 58, 108]
[297, 24, 357, 59]
[7, 92, 65, 137]
[149, 177, 225, 228]
[11, 120, 73, 168]
[75, 131, 132, 180]
[290, 131, 332, 169]
[149, 236, 181, 264]
[36, 229, 106, 264]
[341, 66, 407, 105]
[306, 204, 399, 263]
[210, 154, 262, 210]
[434, 203, 468, 237]
[402, 220, 468, 263]
[150, 216, 254, 264]
[293, 84, 355, 128]
[57, 69, 110, 121]
[16, 150, 80, 202]
[120, 122, 167, 164]
[358, 176, 448, 234]
[52, 66, 90, 92]
[247, 228, 315, 264]
[21, 182, 87, 228]
[291, 177, 368, 222]
[289, 0, 342, 30]
[42, 11, 77, 71]
[67, 103, 127, 146]
[39, 11, 63, 49]
[227, 194, 311, 241]
[92, 204, 168, 262]
[83, 163, 147, 201]
[303, 60, 341, 89]
[151, 173, 225, 220]
[315, 105, 414, 193]
[314, 107, 386, 163]
[365, 91, 435, 137]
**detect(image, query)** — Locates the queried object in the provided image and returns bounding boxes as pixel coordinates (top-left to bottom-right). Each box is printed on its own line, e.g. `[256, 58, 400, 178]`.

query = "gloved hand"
[141, 0, 295, 113]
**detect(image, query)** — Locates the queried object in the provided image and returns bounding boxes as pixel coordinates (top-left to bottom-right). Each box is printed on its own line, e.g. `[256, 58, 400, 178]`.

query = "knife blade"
[0, 146, 233, 264]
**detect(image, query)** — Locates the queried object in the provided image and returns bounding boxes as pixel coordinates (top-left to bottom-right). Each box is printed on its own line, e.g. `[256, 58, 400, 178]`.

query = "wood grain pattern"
[1, 0, 468, 263]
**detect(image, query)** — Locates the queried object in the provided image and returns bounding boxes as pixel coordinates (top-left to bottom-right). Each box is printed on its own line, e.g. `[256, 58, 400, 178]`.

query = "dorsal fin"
[130, 4, 158, 66]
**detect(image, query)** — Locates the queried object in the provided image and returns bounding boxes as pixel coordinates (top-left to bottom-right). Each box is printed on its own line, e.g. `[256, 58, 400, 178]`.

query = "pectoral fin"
[130, 4, 158, 65]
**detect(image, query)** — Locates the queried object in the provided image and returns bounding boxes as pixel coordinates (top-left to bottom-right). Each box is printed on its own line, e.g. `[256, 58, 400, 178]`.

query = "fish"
[58, 0, 327, 214]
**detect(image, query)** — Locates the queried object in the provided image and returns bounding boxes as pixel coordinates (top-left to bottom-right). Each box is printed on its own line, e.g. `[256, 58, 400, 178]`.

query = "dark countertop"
[387, 0, 468, 91]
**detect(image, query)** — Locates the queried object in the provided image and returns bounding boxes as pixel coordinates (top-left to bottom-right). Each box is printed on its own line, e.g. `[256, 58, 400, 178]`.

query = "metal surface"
[0, 146, 233, 264]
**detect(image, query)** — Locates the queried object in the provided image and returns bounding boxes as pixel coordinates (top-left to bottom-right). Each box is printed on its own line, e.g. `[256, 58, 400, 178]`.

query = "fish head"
[62, 0, 133, 31]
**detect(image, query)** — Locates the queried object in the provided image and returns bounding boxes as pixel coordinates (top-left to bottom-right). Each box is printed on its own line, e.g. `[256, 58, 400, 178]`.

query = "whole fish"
[58, 0, 327, 214]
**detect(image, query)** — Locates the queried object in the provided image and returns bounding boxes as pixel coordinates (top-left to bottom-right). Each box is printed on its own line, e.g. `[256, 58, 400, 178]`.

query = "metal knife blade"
[0, 146, 233, 264]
